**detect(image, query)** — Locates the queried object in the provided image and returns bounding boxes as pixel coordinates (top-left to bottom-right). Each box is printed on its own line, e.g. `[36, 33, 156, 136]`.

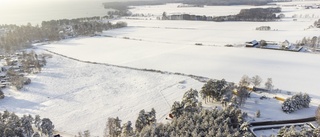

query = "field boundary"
[41, 48, 210, 83]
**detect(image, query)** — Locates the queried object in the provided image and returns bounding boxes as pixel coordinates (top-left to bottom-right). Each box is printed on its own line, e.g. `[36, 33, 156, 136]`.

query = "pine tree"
[121, 121, 133, 137]
[21, 115, 34, 137]
[34, 115, 41, 130]
[107, 117, 122, 137]
[40, 118, 54, 137]
[135, 110, 147, 133]
[265, 78, 274, 91]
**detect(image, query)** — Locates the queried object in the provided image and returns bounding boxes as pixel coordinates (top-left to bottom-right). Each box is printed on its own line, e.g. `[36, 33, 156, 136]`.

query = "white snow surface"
[129, 3, 269, 16]
[1, 53, 203, 136]
[2, 1, 320, 136]
[42, 37, 320, 94]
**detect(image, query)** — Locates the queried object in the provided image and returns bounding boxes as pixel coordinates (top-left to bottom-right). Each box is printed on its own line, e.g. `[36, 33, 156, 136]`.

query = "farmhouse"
[281, 40, 292, 49]
[245, 40, 259, 47]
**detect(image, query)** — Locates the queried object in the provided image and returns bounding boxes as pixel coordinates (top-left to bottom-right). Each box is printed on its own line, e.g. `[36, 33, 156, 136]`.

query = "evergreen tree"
[107, 117, 122, 137]
[35, 115, 41, 130]
[21, 115, 34, 137]
[121, 121, 133, 137]
[135, 110, 147, 133]
[282, 93, 311, 113]
[40, 118, 54, 137]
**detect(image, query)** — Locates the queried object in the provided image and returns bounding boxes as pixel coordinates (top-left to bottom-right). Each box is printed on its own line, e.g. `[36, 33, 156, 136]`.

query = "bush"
[282, 93, 311, 113]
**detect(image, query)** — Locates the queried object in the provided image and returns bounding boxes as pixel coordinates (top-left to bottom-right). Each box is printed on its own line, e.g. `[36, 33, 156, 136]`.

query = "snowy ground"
[129, 3, 270, 17]
[1, 53, 203, 136]
[119, 2, 320, 46]
[2, 1, 320, 136]
[42, 37, 320, 94]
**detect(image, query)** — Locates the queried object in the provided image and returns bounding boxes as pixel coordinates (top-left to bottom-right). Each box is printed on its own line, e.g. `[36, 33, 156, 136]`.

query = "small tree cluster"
[256, 26, 271, 31]
[0, 110, 54, 137]
[200, 79, 232, 102]
[297, 35, 320, 51]
[6, 68, 31, 90]
[282, 93, 311, 113]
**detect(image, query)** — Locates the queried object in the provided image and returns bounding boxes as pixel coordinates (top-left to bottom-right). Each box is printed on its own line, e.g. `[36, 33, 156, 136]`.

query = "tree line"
[163, 7, 281, 22]
[0, 17, 127, 53]
[296, 35, 320, 51]
[103, 0, 271, 12]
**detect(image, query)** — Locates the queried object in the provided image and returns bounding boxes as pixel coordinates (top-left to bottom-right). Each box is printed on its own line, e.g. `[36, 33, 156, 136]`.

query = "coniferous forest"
[0, 17, 127, 53]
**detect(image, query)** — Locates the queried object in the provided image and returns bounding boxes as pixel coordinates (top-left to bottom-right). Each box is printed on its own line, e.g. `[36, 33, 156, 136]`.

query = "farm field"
[1, 52, 203, 136]
[42, 35, 320, 94]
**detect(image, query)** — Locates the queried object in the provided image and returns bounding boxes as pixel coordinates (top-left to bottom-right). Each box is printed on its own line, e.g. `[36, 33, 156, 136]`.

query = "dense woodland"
[103, 0, 271, 11]
[0, 17, 127, 53]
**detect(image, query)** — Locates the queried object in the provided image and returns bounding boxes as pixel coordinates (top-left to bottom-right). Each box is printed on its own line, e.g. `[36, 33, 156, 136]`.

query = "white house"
[281, 40, 292, 49]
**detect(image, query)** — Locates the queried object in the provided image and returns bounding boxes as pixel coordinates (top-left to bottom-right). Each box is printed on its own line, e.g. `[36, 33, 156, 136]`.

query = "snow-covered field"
[104, 19, 320, 46]
[42, 37, 320, 94]
[2, 1, 320, 136]
[121, 2, 320, 46]
[1, 53, 203, 136]
[129, 3, 269, 17]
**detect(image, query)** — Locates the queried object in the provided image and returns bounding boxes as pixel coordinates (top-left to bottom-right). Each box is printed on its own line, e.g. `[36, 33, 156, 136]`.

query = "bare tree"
[265, 78, 274, 91]
[239, 75, 251, 87]
[237, 86, 248, 107]
[251, 75, 262, 87]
